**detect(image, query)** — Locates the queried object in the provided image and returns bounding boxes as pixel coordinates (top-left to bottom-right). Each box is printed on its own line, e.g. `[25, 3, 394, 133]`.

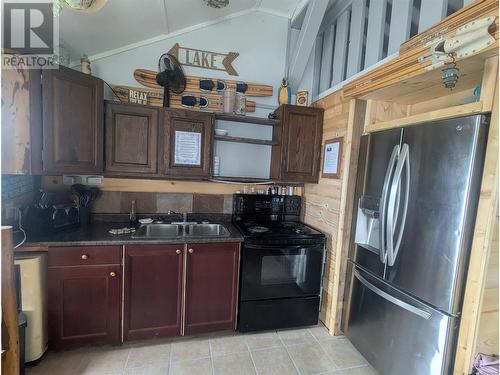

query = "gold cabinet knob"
[81, 254, 88, 260]
[188, 248, 194, 254]
[176, 249, 181, 255]
[109, 272, 116, 277]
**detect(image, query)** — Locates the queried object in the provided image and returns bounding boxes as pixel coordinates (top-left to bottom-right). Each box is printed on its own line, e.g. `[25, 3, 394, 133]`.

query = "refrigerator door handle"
[354, 269, 432, 320]
[379, 145, 400, 264]
[387, 143, 410, 267]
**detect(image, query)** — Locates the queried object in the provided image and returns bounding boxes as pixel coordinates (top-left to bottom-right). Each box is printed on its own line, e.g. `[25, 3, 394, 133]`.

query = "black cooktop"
[234, 220, 324, 238]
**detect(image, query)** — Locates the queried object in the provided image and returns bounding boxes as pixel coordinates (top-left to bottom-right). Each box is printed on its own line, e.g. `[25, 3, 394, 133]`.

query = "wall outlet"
[63, 175, 77, 185]
[86, 176, 103, 185]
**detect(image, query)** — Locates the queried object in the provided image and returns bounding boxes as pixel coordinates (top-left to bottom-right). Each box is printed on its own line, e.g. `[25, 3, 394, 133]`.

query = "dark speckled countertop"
[24, 215, 244, 247]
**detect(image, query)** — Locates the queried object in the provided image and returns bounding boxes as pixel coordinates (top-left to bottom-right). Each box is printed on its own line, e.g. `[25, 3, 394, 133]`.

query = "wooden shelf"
[215, 113, 278, 126]
[211, 176, 304, 185]
[211, 176, 274, 183]
[214, 135, 277, 146]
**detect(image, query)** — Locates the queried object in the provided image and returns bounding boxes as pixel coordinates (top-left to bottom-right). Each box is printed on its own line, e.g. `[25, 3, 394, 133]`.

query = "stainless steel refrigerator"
[345, 114, 490, 375]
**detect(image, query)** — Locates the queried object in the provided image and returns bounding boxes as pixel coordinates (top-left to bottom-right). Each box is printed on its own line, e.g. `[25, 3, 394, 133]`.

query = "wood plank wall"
[475, 212, 499, 356]
[42, 176, 282, 195]
[1, 68, 32, 174]
[302, 90, 364, 334]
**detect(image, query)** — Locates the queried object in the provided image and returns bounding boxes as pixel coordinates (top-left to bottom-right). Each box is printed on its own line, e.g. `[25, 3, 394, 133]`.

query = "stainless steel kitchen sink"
[131, 223, 230, 238]
[131, 224, 183, 238]
[185, 223, 230, 237]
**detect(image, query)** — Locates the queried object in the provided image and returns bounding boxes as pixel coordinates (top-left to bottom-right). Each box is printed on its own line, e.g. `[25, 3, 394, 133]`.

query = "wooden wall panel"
[303, 90, 365, 334]
[454, 72, 499, 375]
[1, 68, 32, 174]
[475, 213, 499, 356]
[42, 176, 294, 196]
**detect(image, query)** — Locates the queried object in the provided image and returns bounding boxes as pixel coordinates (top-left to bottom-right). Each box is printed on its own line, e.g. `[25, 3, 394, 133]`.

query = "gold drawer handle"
[110, 272, 116, 277]
[81, 254, 88, 260]
[176, 249, 181, 255]
[188, 248, 194, 254]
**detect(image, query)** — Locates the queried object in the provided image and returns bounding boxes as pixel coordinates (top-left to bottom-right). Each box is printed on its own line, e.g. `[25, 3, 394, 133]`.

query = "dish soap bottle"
[129, 200, 137, 226]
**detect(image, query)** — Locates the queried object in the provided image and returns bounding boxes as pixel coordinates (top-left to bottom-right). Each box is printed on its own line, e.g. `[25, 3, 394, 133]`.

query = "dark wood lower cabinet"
[47, 264, 121, 349]
[184, 243, 240, 335]
[48, 242, 241, 348]
[123, 245, 183, 341]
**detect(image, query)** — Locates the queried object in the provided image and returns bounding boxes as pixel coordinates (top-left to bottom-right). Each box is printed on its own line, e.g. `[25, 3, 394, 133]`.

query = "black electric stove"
[233, 194, 326, 332]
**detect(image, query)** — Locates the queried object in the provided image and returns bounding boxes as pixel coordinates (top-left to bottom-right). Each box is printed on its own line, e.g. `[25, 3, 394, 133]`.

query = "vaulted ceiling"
[59, 0, 306, 60]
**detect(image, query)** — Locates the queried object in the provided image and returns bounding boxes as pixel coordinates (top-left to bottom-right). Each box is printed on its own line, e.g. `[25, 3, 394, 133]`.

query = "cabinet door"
[272, 105, 323, 183]
[162, 109, 213, 178]
[124, 245, 183, 341]
[42, 66, 104, 174]
[184, 243, 240, 335]
[105, 103, 159, 175]
[48, 265, 121, 349]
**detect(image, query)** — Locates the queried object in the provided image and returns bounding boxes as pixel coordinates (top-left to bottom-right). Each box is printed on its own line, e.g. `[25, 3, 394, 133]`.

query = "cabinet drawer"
[48, 246, 122, 267]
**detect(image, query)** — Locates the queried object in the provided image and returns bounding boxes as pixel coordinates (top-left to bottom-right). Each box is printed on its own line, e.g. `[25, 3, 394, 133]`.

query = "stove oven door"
[240, 242, 325, 301]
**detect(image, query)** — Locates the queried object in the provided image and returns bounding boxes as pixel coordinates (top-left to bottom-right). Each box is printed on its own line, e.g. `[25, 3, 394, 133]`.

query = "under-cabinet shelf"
[214, 135, 277, 146]
[211, 176, 273, 183]
[214, 113, 278, 126]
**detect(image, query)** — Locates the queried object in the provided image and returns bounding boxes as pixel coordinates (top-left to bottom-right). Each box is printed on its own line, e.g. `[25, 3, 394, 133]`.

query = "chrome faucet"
[171, 212, 196, 225]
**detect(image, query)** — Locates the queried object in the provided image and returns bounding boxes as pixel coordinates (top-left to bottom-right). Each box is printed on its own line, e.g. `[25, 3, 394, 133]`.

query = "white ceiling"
[59, 0, 306, 60]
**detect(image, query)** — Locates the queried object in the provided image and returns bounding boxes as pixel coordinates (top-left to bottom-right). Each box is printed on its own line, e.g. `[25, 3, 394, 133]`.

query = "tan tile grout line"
[208, 336, 215, 375]
[307, 326, 342, 374]
[122, 347, 132, 372]
[168, 341, 173, 375]
[243, 334, 260, 375]
[311, 329, 371, 374]
[277, 331, 302, 375]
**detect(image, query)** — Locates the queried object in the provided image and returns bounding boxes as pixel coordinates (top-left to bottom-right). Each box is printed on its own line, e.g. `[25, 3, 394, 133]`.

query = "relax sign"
[168, 43, 239, 76]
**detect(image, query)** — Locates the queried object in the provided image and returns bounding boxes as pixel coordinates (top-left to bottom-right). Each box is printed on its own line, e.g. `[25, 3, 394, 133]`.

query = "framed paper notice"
[322, 137, 343, 178]
[174, 131, 202, 166]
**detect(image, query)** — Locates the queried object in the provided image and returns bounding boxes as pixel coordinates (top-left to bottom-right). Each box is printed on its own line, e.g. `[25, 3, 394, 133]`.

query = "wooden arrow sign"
[168, 43, 239, 76]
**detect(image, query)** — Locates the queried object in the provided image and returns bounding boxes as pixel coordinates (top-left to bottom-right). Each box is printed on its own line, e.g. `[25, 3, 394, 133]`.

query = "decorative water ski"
[133, 69, 273, 97]
[113, 85, 256, 112]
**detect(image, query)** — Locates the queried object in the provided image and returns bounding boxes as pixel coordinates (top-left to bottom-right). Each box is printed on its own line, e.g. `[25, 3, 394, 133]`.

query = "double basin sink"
[131, 223, 230, 239]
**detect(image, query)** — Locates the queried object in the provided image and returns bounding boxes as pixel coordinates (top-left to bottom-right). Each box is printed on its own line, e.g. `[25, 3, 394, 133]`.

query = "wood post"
[1, 226, 20, 375]
[453, 57, 499, 374]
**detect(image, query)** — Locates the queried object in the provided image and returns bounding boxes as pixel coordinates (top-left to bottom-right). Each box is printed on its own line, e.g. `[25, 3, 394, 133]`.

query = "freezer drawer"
[346, 265, 458, 375]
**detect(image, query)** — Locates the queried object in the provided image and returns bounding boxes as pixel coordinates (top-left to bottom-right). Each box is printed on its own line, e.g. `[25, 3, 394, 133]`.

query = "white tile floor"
[26, 324, 378, 375]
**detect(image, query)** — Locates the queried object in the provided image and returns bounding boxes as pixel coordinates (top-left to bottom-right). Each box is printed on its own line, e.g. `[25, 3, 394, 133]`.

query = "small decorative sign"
[322, 137, 343, 179]
[296, 89, 309, 106]
[168, 43, 239, 76]
[128, 88, 148, 105]
[174, 131, 202, 166]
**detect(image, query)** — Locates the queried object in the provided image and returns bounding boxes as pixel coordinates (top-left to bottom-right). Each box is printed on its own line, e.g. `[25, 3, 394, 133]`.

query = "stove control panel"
[233, 194, 302, 217]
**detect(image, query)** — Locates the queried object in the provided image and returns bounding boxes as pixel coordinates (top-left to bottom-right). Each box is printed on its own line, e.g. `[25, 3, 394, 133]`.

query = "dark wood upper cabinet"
[105, 102, 160, 176]
[271, 105, 324, 183]
[41, 66, 104, 174]
[124, 245, 183, 341]
[162, 109, 214, 179]
[47, 245, 122, 349]
[184, 243, 240, 335]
